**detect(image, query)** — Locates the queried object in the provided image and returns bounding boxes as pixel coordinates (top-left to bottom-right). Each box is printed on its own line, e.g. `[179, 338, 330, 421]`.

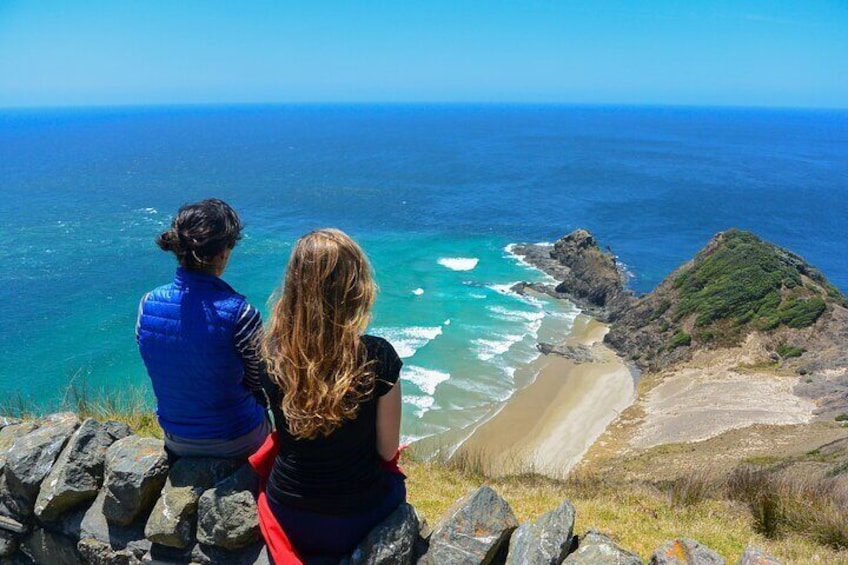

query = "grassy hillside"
[607, 229, 848, 369]
[673, 229, 842, 335]
[404, 452, 848, 565]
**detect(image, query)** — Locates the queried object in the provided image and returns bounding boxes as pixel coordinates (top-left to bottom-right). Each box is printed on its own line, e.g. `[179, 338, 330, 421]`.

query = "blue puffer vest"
[137, 268, 265, 440]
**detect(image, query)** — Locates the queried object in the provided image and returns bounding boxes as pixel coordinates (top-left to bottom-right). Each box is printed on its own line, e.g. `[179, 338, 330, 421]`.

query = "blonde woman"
[260, 228, 404, 558]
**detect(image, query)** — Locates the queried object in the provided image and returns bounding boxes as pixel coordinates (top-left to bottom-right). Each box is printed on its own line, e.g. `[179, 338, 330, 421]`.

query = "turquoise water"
[1, 104, 845, 440]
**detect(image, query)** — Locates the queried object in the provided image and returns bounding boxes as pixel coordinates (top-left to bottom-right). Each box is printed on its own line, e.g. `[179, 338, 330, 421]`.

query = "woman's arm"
[234, 304, 268, 407]
[376, 380, 402, 461]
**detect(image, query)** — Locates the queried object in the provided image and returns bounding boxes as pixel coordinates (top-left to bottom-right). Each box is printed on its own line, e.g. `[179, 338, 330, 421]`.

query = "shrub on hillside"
[672, 230, 829, 334]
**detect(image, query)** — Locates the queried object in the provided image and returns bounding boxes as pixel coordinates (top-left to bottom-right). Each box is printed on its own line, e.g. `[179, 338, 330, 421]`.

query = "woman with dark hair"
[136, 198, 270, 459]
[259, 228, 405, 559]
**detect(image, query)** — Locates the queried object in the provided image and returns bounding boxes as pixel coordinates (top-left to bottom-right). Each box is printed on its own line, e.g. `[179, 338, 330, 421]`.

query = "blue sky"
[1, 1, 846, 108]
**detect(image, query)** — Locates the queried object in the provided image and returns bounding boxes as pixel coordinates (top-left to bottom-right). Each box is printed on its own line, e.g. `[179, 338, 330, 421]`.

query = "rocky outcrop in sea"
[0, 413, 782, 564]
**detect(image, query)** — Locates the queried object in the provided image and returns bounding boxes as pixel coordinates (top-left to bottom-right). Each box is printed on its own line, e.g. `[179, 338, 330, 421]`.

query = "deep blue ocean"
[1, 104, 846, 440]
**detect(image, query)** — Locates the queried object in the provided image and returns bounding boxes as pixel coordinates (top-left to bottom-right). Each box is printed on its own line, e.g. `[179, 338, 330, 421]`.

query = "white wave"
[437, 257, 479, 271]
[412, 288, 425, 296]
[487, 305, 546, 323]
[487, 282, 545, 308]
[370, 326, 443, 359]
[403, 365, 450, 396]
[472, 335, 525, 361]
[135, 207, 158, 215]
[469, 292, 487, 299]
[444, 319, 451, 326]
[403, 394, 436, 418]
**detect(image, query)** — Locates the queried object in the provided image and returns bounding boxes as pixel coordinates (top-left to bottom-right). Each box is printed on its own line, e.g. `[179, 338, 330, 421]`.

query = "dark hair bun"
[157, 199, 243, 271]
[156, 229, 181, 253]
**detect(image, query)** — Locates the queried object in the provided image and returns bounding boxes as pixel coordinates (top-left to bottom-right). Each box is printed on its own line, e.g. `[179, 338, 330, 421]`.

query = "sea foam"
[370, 325, 443, 359]
[403, 364, 450, 395]
[503, 243, 559, 283]
[437, 257, 479, 271]
[472, 335, 525, 361]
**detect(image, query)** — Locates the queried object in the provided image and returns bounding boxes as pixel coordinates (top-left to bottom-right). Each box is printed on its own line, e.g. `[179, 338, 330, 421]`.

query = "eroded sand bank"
[629, 342, 817, 450]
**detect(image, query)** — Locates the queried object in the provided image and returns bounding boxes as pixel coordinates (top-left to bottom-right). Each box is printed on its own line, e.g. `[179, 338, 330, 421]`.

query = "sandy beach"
[455, 315, 635, 478]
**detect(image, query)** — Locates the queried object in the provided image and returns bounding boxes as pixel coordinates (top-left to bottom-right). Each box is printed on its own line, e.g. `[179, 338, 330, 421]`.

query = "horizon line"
[2, 100, 847, 112]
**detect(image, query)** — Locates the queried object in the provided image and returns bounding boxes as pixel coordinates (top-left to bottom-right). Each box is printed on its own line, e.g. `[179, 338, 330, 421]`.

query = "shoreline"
[452, 314, 635, 478]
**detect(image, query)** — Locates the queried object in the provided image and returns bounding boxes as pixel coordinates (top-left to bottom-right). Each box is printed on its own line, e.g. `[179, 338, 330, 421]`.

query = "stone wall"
[0, 414, 781, 565]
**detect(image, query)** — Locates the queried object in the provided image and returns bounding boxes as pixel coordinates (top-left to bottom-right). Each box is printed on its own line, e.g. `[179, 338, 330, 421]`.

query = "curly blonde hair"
[262, 229, 377, 439]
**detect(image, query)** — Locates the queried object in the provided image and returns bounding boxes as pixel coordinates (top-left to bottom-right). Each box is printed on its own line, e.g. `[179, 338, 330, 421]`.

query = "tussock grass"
[728, 463, 848, 548]
[402, 452, 848, 565]
[0, 376, 162, 438]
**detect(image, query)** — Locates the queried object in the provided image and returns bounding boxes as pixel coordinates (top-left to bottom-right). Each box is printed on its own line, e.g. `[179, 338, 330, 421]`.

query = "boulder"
[0, 552, 35, 564]
[102, 437, 168, 526]
[650, 539, 724, 565]
[0, 422, 40, 461]
[0, 529, 17, 558]
[1, 413, 80, 521]
[737, 546, 781, 565]
[80, 490, 151, 558]
[0, 516, 26, 535]
[0, 419, 21, 433]
[77, 538, 143, 565]
[563, 531, 642, 565]
[34, 419, 132, 522]
[19, 528, 81, 565]
[144, 457, 241, 549]
[143, 540, 270, 565]
[347, 503, 418, 565]
[506, 500, 576, 565]
[536, 343, 599, 364]
[421, 485, 518, 565]
[196, 465, 259, 550]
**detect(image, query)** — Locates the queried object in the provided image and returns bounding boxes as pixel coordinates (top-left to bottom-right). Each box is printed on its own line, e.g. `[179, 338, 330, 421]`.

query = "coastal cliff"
[515, 228, 848, 418]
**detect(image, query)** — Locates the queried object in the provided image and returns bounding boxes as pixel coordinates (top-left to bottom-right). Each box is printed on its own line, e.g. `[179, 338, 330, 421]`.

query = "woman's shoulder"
[361, 334, 394, 353]
[361, 335, 403, 394]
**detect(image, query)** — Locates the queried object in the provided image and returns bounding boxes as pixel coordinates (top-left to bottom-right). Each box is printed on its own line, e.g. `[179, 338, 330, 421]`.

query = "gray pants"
[164, 416, 272, 459]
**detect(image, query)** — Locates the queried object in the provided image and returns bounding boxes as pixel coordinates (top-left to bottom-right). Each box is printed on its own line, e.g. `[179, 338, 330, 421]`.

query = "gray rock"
[650, 539, 724, 565]
[0, 422, 40, 518]
[563, 531, 642, 565]
[506, 500, 576, 565]
[0, 517, 26, 535]
[737, 546, 781, 565]
[196, 465, 259, 550]
[0, 530, 17, 558]
[0, 420, 21, 433]
[20, 528, 81, 565]
[35, 419, 131, 522]
[143, 540, 269, 565]
[0, 551, 35, 565]
[2, 413, 80, 521]
[536, 343, 599, 364]
[348, 503, 418, 565]
[77, 538, 142, 565]
[144, 457, 242, 549]
[80, 490, 151, 557]
[102, 437, 168, 526]
[422, 485, 518, 565]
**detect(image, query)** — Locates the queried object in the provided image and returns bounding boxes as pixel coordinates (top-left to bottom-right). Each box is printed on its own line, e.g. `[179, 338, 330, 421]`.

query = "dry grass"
[402, 453, 848, 564]
[728, 463, 848, 548]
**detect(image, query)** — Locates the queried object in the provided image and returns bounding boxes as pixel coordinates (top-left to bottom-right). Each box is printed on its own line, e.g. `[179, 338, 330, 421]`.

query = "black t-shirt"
[263, 335, 402, 514]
